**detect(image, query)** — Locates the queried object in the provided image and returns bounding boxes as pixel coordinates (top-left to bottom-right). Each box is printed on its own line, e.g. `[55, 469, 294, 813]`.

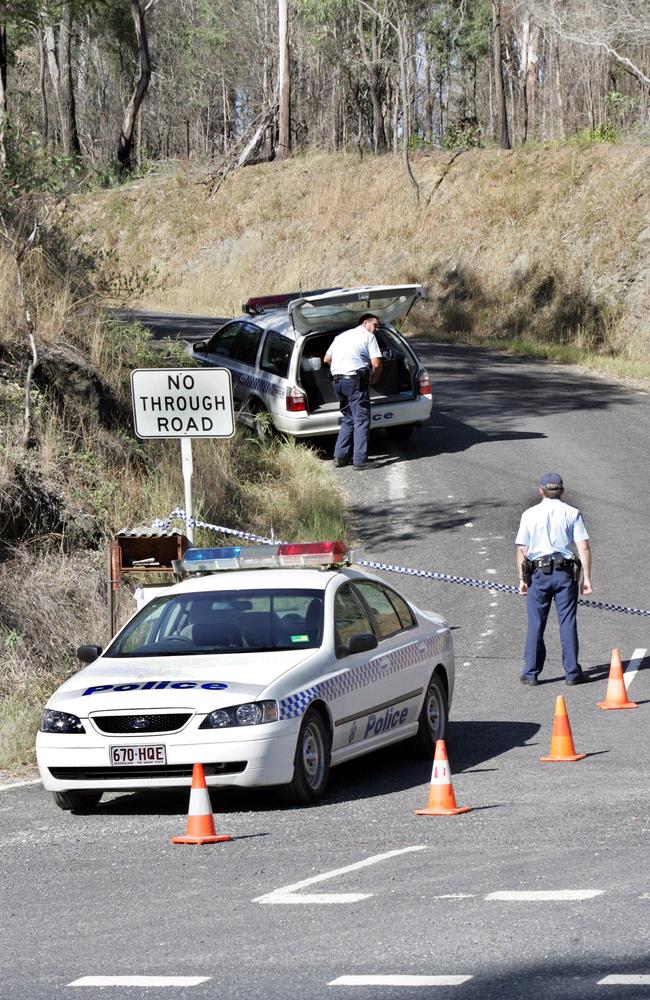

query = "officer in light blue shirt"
[323, 314, 383, 470]
[515, 472, 593, 686]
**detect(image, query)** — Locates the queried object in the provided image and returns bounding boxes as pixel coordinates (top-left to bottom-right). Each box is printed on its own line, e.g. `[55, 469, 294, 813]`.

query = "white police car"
[36, 542, 454, 811]
[188, 284, 433, 439]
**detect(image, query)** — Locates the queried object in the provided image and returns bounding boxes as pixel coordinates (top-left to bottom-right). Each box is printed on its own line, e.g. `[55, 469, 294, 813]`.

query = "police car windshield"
[105, 590, 324, 658]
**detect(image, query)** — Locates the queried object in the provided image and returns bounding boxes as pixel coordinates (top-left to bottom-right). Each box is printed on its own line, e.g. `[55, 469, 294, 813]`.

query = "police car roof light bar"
[178, 545, 281, 573]
[243, 288, 341, 316]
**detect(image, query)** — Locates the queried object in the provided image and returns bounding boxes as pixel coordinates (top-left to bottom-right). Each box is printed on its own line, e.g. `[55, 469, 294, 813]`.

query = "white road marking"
[254, 846, 426, 905]
[69, 977, 210, 987]
[487, 569, 497, 574]
[432, 893, 475, 899]
[0, 779, 40, 793]
[386, 463, 407, 504]
[598, 975, 650, 986]
[624, 648, 646, 690]
[329, 975, 472, 987]
[486, 890, 604, 901]
[464, 522, 474, 527]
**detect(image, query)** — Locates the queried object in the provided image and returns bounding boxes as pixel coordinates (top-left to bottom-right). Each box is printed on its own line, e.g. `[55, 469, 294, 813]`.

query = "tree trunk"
[0, 23, 7, 168]
[277, 0, 291, 159]
[117, 0, 152, 172]
[423, 50, 433, 143]
[491, 0, 510, 148]
[57, 5, 81, 157]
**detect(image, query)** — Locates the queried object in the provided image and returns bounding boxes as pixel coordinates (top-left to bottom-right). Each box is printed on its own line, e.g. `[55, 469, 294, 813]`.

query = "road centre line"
[68, 977, 210, 987]
[485, 890, 604, 901]
[254, 845, 427, 905]
[624, 648, 646, 689]
[328, 975, 472, 987]
[0, 779, 40, 793]
[598, 975, 650, 986]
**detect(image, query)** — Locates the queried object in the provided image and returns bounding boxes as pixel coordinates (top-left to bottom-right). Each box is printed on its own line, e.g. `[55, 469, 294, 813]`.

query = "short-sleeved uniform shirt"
[325, 325, 382, 376]
[515, 497, 589, 561]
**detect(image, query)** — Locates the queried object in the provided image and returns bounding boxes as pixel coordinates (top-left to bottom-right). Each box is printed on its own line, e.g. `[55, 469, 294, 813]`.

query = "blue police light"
[183, 547, 241, 562]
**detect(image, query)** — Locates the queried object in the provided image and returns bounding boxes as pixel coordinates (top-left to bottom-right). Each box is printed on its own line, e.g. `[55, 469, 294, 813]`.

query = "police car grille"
[92, 713, 192, 735]
[49, 762, 246, 780]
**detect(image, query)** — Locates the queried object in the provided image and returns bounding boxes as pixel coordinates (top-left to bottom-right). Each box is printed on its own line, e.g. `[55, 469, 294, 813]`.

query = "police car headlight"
[199, 701, 278, 729]
[40, 709, 86, 734]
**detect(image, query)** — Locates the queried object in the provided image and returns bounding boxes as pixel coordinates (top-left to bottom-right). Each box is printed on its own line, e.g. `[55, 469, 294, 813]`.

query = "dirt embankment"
[74, 144, 650, 363]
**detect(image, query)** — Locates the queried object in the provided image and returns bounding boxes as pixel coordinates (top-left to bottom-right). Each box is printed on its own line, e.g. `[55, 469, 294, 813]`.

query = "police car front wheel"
[53, 790, 103, 813]
[412, 672, 448, 758]
[280, 708, 331, 805]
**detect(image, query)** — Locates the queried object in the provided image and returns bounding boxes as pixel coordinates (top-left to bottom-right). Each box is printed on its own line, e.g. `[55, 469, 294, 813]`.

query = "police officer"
[323, 314, 383, 470]
[515, 472, 593, 686]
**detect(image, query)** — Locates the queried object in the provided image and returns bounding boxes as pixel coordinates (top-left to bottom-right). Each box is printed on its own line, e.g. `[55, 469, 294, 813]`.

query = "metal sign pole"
[181, 437, 194, 544]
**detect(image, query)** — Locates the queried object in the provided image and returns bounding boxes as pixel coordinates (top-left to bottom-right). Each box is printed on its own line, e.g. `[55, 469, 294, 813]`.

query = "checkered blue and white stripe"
[149, 511, 650, 618]
[278, 630, 452, 721]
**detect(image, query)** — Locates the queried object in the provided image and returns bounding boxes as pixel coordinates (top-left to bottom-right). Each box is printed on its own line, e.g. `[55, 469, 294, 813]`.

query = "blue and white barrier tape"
[152, 509, 650, 618]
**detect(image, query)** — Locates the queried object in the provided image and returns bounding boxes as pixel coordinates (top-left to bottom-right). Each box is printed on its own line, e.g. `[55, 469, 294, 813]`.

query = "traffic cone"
[172, 763, 232, 844]
[540, 695, 586, 762]
[597, 648, 638, 710]
[414, 740, 472, 815]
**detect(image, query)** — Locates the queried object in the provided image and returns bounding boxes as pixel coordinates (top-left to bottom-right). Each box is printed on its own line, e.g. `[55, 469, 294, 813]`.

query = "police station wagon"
[36, 542, 455, 811]
[187, 284, 433, 439]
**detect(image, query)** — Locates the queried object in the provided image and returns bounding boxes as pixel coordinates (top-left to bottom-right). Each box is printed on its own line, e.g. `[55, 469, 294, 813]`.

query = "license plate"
[110, 744, 167, 766]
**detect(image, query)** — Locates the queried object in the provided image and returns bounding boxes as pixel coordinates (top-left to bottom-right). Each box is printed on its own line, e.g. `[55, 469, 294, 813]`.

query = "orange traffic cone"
[540, 695, 586, 762]
[172, 763, 232, 845]
[414, 740, 472, 815]
[597, 648, 638, 710]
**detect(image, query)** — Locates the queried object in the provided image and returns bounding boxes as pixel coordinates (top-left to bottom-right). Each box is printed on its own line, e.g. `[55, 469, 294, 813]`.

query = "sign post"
[131, 368, 235, 542]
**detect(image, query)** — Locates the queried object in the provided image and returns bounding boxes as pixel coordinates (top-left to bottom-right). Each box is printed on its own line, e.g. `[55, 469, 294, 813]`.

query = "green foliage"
[442, 120, 481, 150]
[0, 127, 78, 216]
[572, 123, 619, 147]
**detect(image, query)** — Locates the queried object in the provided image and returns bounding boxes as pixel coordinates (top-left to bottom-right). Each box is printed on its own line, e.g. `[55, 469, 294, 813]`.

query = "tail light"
[286, 386, 307, 412]
[417, 370, 431, 396]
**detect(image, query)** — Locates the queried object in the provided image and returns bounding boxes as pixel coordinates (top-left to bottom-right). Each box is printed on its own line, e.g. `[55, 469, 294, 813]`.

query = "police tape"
[152, 509, 650, 618]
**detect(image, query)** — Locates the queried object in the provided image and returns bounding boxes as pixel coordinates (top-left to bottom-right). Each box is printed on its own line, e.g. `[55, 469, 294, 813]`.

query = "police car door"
[349, 580, 424, 746]
[194, 321, 263, 410]
[330, 583, 413, 758]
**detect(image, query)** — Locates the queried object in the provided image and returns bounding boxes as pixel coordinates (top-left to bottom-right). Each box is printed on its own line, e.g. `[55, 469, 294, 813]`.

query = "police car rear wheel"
[281, 708, 331, 805]
[53, 790, 103, 813]
[413, 673, 448, 757]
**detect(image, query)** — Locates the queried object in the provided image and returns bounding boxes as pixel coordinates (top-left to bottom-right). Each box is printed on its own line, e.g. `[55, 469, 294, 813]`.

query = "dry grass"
[72, 144, 650, 370]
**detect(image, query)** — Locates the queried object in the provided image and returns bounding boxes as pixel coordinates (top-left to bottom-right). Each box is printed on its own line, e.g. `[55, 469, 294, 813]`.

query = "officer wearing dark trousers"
[323, 314, 383, 470]
[515, 472, 593, 686]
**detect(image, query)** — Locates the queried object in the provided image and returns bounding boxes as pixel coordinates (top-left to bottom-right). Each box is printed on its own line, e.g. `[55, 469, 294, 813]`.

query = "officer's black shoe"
[566, 674, 587, 685]
[352, 463, 368, 471]
[520, 675, 539, 686]
[333, 457, 350, 468]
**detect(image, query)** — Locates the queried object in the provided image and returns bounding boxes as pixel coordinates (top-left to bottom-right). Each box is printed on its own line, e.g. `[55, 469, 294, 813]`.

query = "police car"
[188, 284, 433, 439]
[36, 542, 454, 811]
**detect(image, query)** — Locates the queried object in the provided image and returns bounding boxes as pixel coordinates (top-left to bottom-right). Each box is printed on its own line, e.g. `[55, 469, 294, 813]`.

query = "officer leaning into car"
[515, 472, 593, 686]
[323, 313, 383, 470]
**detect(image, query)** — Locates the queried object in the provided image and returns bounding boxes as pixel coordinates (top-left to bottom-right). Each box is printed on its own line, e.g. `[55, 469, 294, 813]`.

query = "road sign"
[130, 368, 235, 439]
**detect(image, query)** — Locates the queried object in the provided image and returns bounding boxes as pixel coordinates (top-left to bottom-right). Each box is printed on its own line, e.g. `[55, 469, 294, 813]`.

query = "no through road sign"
[131, 368, 235, 439]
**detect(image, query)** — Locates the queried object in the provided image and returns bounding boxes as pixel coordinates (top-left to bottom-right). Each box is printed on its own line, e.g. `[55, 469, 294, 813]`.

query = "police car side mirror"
[193, 341, 207, 353]
[347, 633, 378, 655]
[77, 644, 103, 664]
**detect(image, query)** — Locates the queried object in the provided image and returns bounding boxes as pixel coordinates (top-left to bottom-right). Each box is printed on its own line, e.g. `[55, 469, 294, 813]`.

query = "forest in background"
[1, 0, 649, 180]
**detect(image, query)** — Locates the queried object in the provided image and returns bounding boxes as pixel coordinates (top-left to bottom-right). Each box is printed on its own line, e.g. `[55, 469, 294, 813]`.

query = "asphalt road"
[2, 334, 648, 1000]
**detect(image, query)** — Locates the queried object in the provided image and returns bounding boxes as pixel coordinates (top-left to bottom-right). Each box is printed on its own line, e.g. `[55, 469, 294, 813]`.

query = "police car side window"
[351, 581, 403, 640]
[205, 321, 245, 357]
[334, 585, 373, 655]
[260, 330, 292, 378]
[386, 589, 417, 630]
[232, 322, 264, 367]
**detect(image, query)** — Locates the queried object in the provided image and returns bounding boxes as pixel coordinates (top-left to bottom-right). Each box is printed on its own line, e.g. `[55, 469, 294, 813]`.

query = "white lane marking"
[624, 648, 646, 690]
[486, 569, 497, 574]
[386, 463, 407, 504]
[0, 779, 40, 793]
[486, 890, 604, 901]
[598, 975, 650, 986]
[464, 522, 474, 527]
[329, 975, 472, 987]
[254, 845, 426, 905]
[69, 977, 210, 987]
